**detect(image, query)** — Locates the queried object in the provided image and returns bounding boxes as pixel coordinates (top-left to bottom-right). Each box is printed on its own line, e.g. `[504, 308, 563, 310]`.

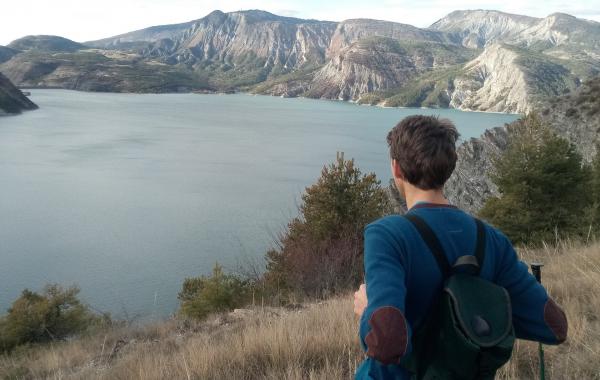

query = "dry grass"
[0, 300, 363, 380]
[497, 241, 600, 380]
[1, 241, 599, 380]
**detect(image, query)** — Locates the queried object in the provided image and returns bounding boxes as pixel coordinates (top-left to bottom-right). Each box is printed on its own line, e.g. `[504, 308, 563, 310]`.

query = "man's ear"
[391, 159, 403, 179]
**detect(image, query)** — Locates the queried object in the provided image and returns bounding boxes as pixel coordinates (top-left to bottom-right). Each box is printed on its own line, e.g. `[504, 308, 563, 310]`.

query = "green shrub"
[0, 285, 106, 353]
[264, 153, 390, 298]
[480, 114, 589, 245]
[178, 263, 250, 320]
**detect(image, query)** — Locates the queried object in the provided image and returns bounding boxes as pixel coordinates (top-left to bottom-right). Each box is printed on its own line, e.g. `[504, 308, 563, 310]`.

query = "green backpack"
[400, 214, 515, 380]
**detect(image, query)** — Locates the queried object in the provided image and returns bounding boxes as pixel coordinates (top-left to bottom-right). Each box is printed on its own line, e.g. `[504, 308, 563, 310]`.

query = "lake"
[0, 90, 519, 319]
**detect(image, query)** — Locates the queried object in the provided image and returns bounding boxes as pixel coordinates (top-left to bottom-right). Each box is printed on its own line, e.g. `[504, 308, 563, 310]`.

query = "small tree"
[480, 114, 588, 245]
[264, 153, 390, 298]
[300, 153, 390, 239]
[0, 285, 104, 353]
[178, 263, 250, 320]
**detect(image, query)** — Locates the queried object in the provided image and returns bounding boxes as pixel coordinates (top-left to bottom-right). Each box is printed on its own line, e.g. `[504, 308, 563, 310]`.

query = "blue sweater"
[355, 203, 567, 380]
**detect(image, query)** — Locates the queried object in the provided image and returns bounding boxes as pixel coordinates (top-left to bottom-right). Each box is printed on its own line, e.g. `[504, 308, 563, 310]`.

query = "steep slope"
[88, 10, 336, 70]
[511, 13, 600, 50]
[446, 76, 600, 212]
[305, 38, 475, 101]
[0, 46, 18, 64]
[3, 11, 337, 93]
[175, 11, 336, 68]
[448, 44, 578, 113]
[0, 72, 38, 115]
[539, 76, 600, 161]
[254, 18, 464, 100]
[445, 126, 510, 212]
[85, 19, 198, 50]
[354, 43, 579, 112]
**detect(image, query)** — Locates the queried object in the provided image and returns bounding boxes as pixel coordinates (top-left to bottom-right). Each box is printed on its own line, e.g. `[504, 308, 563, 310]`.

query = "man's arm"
[494, 232, 567, 344]
[358, 222, 412, 364]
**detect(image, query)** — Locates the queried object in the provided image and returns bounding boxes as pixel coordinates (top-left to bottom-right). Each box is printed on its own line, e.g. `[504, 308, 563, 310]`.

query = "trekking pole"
[530, 263, 546, 380]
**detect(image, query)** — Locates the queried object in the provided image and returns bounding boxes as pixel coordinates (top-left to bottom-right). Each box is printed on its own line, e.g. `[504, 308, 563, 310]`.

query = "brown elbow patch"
[544, 298, 568, 343]
[365, 306, 408, 365]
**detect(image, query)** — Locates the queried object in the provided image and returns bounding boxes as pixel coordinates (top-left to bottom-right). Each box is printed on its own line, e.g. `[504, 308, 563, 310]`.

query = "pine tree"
[480, 114, 588, 245]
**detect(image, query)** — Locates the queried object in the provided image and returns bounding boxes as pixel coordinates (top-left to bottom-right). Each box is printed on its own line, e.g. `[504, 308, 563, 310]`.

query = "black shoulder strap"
[404, 214, 487, 278]
[474, 218, 486, 274]
[404, 213, 451, 279]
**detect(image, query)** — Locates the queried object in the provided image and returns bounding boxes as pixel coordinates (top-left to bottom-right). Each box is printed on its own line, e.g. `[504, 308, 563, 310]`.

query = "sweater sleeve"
[493, 232, 567, 344]
[359, 222, 412, 364]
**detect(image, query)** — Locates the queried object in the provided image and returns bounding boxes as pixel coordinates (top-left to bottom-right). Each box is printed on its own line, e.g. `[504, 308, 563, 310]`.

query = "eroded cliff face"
[88, 10, 336, 69]
[450, 44, 530, 113]
[445, 127, 510, 213]
[308, 38, 469, 101]
[169, 11, 336, 69]
[445, 77, 600, 214]
[539, 77, 600, 162]
[448, 44, 578, 114]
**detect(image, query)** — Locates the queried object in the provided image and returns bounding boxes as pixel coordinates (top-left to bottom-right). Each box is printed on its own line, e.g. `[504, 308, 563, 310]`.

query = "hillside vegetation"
[0, 240, 598, 379]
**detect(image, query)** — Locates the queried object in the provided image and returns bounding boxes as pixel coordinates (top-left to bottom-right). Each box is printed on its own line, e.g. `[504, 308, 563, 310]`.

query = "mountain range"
[1, 9, 599, 113]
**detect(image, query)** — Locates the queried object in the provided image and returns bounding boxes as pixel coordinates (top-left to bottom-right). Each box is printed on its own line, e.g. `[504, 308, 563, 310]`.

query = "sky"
[2, 0, 600, 45]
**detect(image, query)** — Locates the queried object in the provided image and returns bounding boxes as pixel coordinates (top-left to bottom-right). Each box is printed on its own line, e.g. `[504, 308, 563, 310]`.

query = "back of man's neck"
[405, 188, 448, 210]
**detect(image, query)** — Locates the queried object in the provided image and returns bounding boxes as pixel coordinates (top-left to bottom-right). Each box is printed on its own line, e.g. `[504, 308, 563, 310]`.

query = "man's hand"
[354, 283, 368, 318]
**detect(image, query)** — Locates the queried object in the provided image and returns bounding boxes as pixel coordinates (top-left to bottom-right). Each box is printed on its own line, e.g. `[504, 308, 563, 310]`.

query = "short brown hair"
[387, 115, 459, 190]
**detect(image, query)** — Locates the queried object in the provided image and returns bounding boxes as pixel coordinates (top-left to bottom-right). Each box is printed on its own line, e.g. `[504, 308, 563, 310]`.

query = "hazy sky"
[2, 0, 600, 45]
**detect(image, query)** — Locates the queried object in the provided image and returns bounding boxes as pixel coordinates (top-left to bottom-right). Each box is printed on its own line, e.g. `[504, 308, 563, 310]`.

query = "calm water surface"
[0, 90, 519, 319]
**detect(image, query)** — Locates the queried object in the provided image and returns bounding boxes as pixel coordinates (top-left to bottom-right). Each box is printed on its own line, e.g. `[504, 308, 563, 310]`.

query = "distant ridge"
[8, 35, 86, 52]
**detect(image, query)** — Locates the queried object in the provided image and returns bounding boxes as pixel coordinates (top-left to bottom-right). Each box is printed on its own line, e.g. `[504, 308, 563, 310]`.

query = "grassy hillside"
[1, 240, 598, 379]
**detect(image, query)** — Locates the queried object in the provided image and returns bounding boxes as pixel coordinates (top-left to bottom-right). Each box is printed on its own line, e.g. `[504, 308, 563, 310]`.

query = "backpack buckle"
[453, 255, 480, 275]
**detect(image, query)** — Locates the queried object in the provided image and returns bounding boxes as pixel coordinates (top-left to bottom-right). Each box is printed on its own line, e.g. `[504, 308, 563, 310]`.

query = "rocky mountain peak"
[547, 12, 577, 21]
[328, 18, 452, 58]
[430, 10, 538, 48]
[201, 10, 227, 23]
[231, 9, 299, 23]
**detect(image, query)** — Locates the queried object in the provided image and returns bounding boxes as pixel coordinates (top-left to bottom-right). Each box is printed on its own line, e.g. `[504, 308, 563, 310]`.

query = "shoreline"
[19, 87, 522, 117]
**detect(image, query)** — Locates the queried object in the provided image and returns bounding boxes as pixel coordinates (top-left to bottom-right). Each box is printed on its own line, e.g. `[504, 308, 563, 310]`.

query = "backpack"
[399, 213, 515, 380]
